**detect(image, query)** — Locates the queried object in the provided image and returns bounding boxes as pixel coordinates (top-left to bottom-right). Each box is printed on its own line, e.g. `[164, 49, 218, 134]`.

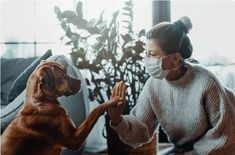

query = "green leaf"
[94, 41, 104, 51]
[85, 79, 91, 86]
[60, 10, 76, 19]
[66, 27, 72, 38]
[122, 20, 131, 24]
[65, 41, 73, 45]
[76, 48, 86, 59]
[133, 40, 145, 54]
[97, 22, 107, 30]
[138, 29, 146, 37]
[71, 33, 80, 41]
[93, 53, 103, 65]
[61, 21, 67, 30]
[54, 6, 61, 16]
[101, 29, 109, 39]
[125, 0, 133, 6]
[76, 1, 83, 18]
[127, 25, 132, 31]
[89, 64, 102, 74]
[59, 36, 65, 41]
[121, 34, 132, 43]
[70, 48, 86, 64]
[88, 19, 98, 28]
[109, 11, 119, 27]
[113, 11, 119, 20]
[110, 27, 118, 40]
[122, 12, 132, 17]
[98, 10, 105, 24]
[122, 48, 133, 60]
[123, 26, 133, 32]
[73, 17, 88, 29]
[70, 51, 79, 64]
[123, 6, 131, 12]
[87, 27, 100, 34]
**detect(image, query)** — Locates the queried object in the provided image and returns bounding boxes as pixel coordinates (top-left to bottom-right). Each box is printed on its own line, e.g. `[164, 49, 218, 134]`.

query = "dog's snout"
[68, 77, 81, 94]
[77, 79, 81, 85]
[75, 79, 81, 88]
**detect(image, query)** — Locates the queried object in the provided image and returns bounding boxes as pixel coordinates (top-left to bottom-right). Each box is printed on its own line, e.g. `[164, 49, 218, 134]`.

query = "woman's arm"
[193, 78, 235, 155]
[109, 79, 159, 147]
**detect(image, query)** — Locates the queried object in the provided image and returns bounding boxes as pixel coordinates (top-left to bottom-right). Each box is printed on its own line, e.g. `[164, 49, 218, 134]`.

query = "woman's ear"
[172, 52, 182, 66]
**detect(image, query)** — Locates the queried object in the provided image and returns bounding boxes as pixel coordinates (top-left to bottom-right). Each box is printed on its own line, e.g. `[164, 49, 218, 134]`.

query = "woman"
[108, 16, 235, 155]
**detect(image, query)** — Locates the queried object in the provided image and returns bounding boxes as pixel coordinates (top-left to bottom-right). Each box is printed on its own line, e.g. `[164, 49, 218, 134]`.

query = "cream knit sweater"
[110, 63, 235, 155]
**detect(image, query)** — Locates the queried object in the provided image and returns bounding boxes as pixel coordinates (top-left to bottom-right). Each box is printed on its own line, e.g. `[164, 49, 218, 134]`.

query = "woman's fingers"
[111, 84, 116, 98]
[121, 82, 126, 102]
[111, 83, 119, 98]
[117, 81, 123, 97]
[116, 82, 121, 97]
[111, 81, 126, 102]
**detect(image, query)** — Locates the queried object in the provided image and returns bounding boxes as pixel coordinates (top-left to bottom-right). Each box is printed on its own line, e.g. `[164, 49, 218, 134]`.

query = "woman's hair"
[146, 16, 193, 59]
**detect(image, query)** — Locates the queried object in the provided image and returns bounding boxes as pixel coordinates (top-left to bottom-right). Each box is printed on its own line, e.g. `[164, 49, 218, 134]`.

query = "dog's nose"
[70, 78, 81, 92]
[76, 79, 81, 87]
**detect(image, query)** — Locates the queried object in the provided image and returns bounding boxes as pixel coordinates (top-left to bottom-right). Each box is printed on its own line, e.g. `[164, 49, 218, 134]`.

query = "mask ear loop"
[160, 53, 183, 72]
[168, 63, 183, 72]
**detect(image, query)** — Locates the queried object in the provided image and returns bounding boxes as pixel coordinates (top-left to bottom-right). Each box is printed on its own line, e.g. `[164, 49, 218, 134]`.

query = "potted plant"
[54, 1, 157, 154]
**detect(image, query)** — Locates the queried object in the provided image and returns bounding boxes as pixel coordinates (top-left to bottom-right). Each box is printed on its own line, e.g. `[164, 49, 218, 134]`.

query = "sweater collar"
[164, 63, 195, 86]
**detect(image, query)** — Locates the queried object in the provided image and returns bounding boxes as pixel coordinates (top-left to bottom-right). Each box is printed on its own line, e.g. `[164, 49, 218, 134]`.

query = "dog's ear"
[35, 66, 56, 95]
[32, 76, 44, 99]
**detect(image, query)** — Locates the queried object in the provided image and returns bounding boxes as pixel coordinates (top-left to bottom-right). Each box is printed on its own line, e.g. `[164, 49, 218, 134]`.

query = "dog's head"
[31, 61, 81, 99]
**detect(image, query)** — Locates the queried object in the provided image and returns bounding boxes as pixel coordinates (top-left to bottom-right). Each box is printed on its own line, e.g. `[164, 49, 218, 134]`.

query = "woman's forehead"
[146, 40, 161, 51]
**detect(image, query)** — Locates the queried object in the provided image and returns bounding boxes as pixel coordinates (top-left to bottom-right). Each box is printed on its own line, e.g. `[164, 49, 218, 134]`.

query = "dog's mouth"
[65, 79, 81, 96]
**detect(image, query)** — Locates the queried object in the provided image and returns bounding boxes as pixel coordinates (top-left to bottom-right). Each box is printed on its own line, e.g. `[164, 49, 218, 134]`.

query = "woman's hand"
[102, 97, 123, 109]
[108, 81, 126, 126]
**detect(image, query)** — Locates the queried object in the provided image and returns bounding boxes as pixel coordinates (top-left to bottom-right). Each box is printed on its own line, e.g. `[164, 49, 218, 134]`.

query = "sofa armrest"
[1, 90, 26, 133]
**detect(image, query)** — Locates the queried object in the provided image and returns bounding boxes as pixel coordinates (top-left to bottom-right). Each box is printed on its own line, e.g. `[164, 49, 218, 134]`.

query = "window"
[0, 0, 152, 58]
[171, 1, 235, 65]
[0, 0, 75, 58]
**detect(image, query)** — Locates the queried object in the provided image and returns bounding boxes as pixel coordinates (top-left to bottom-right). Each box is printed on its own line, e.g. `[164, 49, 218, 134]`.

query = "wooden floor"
[82, 143, 173, 155]
[83, 153, 107, 155]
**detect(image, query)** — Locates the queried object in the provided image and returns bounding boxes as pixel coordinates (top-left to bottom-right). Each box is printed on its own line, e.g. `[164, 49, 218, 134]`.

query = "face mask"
[144, 55, 182, 79]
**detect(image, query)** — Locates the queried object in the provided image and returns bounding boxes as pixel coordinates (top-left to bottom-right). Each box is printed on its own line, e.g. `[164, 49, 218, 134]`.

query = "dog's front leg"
[61, 97, 122, 151]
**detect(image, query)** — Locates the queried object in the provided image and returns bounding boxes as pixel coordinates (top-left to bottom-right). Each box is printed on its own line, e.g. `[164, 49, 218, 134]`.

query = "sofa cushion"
[1, 57, 36, 107]
[7, 50, 52, 103]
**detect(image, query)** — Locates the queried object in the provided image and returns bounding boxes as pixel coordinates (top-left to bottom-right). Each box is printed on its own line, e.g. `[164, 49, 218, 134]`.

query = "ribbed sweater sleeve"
[110, 78, 159, 147]
[193, 77, 235, 155]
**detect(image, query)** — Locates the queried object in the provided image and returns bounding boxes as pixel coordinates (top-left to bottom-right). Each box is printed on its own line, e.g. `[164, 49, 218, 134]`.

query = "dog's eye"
[61, 73, 66, 80]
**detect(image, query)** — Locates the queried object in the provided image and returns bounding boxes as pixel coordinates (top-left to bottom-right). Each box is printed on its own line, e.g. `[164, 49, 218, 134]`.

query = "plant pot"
[105, 114, 157, 155]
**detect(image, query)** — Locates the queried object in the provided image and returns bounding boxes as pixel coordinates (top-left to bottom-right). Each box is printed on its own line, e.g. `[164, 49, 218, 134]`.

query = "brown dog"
[1, 61, 123, 155]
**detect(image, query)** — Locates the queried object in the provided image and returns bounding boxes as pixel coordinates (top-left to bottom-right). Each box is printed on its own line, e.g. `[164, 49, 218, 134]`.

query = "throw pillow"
[7, 50, 52, 102]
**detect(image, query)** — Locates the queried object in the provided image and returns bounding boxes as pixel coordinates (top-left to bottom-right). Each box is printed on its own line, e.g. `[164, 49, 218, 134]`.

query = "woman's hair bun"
[174, 16, 192, 34]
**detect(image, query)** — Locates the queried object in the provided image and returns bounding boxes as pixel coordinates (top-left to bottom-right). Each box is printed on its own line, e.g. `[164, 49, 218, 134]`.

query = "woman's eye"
[149, 52, 157, 57]
[148, 50, 158, 56]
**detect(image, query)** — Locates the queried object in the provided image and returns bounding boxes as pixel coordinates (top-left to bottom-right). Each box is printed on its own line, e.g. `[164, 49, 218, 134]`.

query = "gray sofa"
[1, 51, 89, 155]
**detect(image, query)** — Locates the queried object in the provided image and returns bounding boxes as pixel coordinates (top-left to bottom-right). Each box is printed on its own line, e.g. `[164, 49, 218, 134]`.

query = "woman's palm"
[108, 81, 126, 125]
